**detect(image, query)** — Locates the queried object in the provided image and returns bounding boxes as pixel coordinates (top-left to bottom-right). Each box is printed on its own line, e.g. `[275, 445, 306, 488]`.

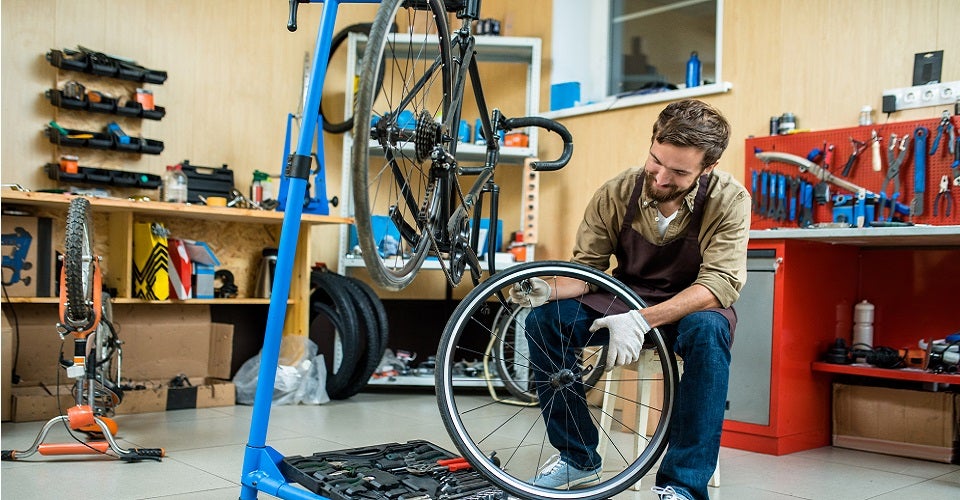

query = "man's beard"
[644, 172, 696, 203]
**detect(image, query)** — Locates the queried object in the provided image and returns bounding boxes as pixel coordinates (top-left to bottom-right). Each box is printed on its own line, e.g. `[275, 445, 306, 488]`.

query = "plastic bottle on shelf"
[852, 300, 874, 348]
[162, 164, 189, 203]
[685, 51, 701, 88]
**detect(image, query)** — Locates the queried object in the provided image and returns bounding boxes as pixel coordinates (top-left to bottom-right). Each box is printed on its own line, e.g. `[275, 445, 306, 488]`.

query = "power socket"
[882, 80, 959, 112]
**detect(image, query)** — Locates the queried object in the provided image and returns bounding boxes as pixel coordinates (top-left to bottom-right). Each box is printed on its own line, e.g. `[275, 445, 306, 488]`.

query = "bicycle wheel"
[492, 306, 606, 404]
[351, 0, 453, 291]
[64, 197, 96, 328]
[436, 261, 679, 500]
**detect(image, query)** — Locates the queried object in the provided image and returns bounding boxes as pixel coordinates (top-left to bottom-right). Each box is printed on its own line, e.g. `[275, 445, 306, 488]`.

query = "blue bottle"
[686, 51, 701, 88]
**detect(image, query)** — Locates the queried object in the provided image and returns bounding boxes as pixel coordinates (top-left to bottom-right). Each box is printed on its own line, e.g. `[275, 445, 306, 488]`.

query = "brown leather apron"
[577, 173, 737, 334]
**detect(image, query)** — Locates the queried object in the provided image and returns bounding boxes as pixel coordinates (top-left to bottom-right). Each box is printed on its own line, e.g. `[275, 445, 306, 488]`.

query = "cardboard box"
[9, 311, 235, 422]
[132, 222, 169, 300]
[1, 216, 55, 297]
[832, 383, 957, 463]
[182, 239, 220, 299]
[2, 310, 14, 421]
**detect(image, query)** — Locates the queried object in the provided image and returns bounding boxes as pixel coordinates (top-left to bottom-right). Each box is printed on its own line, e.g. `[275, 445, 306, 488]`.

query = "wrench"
[912, 126, 928, 216]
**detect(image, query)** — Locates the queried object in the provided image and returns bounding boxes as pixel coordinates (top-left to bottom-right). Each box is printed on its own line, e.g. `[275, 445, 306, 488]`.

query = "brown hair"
[651, 99, 730, 169]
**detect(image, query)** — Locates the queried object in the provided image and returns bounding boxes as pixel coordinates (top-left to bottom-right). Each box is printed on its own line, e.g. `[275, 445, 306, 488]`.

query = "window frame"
[545, 0, 730, 119]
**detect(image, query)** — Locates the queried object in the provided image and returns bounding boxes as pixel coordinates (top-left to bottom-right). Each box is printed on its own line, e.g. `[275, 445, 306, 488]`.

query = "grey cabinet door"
[725, 252, 777, 425]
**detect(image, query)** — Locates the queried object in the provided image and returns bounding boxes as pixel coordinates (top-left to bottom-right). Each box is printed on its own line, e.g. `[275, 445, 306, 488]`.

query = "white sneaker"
[529, 454, 602, 489]
[652, 485, 692, 499]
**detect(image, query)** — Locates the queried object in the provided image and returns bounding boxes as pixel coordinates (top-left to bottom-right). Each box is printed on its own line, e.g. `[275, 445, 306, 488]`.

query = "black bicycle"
[350, 0, 573, 291]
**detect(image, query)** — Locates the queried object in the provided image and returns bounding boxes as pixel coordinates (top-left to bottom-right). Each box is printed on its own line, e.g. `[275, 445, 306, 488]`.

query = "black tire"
[322, 273, 381, 399]
[64, 197, 95, 328]
[346, 276, 390, 362]
[320, 23, 374, 134]
[309, 302, 357, 399]
[350, 0, 453, 291]
[309, 271, 361, 399]
[436, 261, 679, 500]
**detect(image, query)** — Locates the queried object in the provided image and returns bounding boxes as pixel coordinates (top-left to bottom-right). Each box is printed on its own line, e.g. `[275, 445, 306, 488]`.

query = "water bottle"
[162, 164, 189, 203]
[685, 51, 701, 88]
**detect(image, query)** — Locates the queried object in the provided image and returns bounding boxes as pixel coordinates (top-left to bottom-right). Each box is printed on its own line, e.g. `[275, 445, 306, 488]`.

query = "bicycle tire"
[320, 23, 376, 134]
[351, 0, 453, 291]
[435, 261, 679, 500]
[346, 275, 390, 360]
[309, 271, 361, 399]
[322, 273, 381, 399]
[309, 302, 357, 399]
[491, 306, 606, 404]
[64, 197, 95, 327]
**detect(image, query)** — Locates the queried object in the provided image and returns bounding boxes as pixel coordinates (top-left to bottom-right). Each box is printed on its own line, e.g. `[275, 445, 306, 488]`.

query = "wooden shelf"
[0, 190, 353, 225]
[812, 361, 959, 385]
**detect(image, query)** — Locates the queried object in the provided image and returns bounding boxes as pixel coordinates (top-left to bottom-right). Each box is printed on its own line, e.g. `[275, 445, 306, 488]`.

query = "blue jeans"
[525, 299, 731, 500]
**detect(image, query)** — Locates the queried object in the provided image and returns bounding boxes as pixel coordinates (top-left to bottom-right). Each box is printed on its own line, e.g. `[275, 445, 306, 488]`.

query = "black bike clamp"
[286, 153, 312, 181]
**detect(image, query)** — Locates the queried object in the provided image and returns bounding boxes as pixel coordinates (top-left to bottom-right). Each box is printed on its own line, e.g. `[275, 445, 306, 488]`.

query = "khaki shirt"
[571, 167, 751, 308]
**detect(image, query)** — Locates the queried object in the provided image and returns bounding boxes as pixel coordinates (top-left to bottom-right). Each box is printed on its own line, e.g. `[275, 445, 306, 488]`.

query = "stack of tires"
[308, 269, 389, 400]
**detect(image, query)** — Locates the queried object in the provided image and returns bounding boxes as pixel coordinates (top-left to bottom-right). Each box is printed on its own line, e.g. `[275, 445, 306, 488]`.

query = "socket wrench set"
[280, 440, 507, 500]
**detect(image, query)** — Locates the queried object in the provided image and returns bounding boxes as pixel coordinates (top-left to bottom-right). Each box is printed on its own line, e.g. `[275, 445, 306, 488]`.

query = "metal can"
[778, 113, 796, 134]
[769, 116, 780, 136]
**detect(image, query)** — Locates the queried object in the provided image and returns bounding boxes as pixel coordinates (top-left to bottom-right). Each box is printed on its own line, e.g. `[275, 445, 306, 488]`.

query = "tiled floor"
[2, 391, 958, 499]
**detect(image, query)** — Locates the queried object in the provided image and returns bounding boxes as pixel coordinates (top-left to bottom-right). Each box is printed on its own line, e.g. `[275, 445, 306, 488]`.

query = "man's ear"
[702, 162, 718, 176]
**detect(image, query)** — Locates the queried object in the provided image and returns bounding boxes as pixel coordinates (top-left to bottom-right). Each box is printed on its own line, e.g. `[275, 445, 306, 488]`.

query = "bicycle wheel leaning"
[351, 0, 453, 291]
[436, 261, 679, 500]
[491, 305, 606, 404]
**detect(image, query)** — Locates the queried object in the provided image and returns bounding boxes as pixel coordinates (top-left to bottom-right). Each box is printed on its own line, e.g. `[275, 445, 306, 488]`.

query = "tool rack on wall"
[745, 115, 959, 230]
[42, 48, 167, 191]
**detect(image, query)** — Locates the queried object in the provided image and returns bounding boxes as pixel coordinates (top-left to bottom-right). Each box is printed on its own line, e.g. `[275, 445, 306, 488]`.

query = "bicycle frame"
[239, 2, 381, 499]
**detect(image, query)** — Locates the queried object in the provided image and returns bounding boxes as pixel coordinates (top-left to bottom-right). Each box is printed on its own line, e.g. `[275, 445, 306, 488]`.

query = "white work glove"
[508, 277, 551, 308]
[589, 310, 651, 370]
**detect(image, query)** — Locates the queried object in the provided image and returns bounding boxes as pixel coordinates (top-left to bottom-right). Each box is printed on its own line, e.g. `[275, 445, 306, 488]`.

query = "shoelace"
[536, 454, 564, 476]
[651, 485, 690, 500]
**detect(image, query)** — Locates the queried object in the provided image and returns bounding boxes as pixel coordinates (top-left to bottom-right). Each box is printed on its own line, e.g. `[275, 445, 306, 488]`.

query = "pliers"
[878, 133, 910, 221]
[934, 175, 953, 217]
[930, 110, 956, 156]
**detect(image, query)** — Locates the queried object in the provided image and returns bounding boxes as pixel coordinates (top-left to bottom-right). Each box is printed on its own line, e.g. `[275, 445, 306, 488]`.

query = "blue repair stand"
[239, 2, 381, 499]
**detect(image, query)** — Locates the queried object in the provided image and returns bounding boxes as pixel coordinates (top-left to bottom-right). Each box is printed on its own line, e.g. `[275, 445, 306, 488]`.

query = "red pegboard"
[745, 116, 958, 230]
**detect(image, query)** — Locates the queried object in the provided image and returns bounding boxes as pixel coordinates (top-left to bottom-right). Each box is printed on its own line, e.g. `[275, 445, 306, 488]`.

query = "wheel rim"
[436, 261, 677, 500]
[351, 0, 452, 291]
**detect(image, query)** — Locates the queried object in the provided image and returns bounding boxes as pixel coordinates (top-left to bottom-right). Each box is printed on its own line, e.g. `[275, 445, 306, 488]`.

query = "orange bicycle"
[2, 196, 164, 462]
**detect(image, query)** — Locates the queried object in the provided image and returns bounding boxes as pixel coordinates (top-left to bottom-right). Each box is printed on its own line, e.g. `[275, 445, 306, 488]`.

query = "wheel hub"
[549, 368, 578, 389]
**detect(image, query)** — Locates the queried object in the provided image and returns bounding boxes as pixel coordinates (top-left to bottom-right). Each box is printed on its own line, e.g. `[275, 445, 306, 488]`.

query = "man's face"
[642, 141, 713, 203]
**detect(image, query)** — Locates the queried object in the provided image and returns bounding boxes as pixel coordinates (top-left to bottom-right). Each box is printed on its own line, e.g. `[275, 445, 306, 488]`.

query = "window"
[550, 0, 726, 115]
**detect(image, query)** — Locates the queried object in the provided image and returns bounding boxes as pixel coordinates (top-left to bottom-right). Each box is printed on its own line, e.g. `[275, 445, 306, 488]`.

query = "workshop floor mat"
[280, 440, 506, 499]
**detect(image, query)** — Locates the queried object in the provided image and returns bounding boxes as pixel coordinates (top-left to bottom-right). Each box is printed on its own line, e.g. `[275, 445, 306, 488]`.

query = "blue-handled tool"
[760, 170, 769, 216]
[767, 171, 778, 218]
[912, 126, 928, 216]
[751, 170, 759, 211]
[775, 173, 787, 221]
[789, 176, 799, 221]
[930, 111, 954, 156]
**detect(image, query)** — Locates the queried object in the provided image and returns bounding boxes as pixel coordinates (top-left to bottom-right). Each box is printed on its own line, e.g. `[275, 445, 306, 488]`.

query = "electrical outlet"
[882, 80, 960, 112]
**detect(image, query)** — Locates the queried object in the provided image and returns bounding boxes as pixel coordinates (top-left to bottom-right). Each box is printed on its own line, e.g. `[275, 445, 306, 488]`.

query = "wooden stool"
[596, 350, 720, 491]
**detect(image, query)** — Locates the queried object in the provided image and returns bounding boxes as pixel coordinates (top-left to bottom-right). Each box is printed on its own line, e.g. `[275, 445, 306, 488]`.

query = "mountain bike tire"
[320, 272, 382, 400]
[64, 197, 95, 327]
[435, 261, 679, 500]
[309, 271, 361, 399]
[350, 0, 453, 291]
[309, 302, 357, 400]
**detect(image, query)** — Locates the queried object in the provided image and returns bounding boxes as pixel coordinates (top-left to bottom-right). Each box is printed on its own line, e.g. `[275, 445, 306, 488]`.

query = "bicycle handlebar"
[503, 116, 573, 171]
[287, 0, 309, 32]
